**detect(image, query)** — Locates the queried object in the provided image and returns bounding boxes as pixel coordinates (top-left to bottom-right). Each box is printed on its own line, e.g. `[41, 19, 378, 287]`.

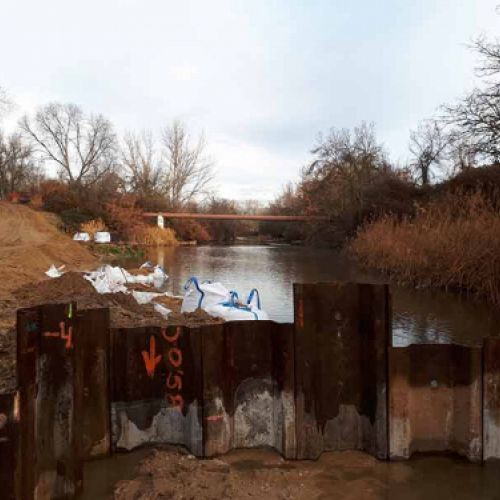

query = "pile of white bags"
[181, 277, 269, 321]
[84, 264, 169, 299]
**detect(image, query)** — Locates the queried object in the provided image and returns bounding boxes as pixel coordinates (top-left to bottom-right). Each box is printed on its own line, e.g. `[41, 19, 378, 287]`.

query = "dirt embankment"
[0, 202, 99, 392]
[0, 202, 99, 298]
[0, 203, 220, 393]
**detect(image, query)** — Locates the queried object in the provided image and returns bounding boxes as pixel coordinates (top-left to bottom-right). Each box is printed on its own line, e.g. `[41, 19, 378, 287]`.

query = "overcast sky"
[1, 0, 499, 200]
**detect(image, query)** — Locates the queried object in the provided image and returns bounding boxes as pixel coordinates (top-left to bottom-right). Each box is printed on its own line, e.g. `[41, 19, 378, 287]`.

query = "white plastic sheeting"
[45, 265, 65, 278]
[154, 303, 172, 319]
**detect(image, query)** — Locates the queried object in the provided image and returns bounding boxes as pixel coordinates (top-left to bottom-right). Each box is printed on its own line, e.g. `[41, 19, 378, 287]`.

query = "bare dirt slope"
[0, 202, 98, 392]
[0, 201, 98, 298]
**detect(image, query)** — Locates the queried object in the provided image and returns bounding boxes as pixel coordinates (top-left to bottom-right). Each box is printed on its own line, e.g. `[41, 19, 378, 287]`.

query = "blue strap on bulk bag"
[219, 291, 258, 320]
[246, 288, 261, 310]
[184, 276, 205, 309]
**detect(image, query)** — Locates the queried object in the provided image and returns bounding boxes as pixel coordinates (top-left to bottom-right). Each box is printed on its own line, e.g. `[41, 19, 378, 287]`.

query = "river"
[126, 244, 500, 346]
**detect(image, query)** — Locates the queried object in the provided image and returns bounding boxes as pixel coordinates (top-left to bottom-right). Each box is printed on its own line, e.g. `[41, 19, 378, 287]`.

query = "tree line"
[2, 35, 500, 244]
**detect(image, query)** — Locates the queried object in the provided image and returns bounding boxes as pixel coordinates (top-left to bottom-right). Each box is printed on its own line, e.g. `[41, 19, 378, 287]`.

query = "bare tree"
[0, 87, 12, 120]
[19, 102, 116, 187]
[121, 131, 163, 198]
[446, 37, 500, 162]
[409, 120, 449, 185]
[0, 132, 39, 198]
[161, 120, 213, 209]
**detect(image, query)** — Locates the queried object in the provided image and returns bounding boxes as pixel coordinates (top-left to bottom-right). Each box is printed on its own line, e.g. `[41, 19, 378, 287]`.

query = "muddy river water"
[84, 245, 500, 499]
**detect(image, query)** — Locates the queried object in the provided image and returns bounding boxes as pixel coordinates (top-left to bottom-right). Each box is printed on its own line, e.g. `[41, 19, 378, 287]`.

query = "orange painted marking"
[297, 299, 304, 328]
[168, 347, 183, 368]
[167, 394, 184, 411]
[42, 322, 73, 349]
[161, 326, 181, 343]
[142, 336, 162, 379]
[60, 322, 73, 349]
[43, 332, 60, 338]
[166, 372, 182, 390]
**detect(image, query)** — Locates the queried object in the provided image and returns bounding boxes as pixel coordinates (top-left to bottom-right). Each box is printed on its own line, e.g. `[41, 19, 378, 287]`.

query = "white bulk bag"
[73, 232, 91, 241]
[94, 231, 111, 243]
[181, 277, 231, 313]
[204, 290, 269, 321]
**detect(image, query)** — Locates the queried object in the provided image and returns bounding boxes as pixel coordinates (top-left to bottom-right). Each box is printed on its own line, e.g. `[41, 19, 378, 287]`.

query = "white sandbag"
[154, 303, 171, 319]
[94, 231, 111, 243]
[132, 290, 163, 305]
[181, 277, 231, 313]
[73, 232, 91, 242]
[84, 265, 127, 294]
[152, 266, 168, 289]
[45, 264, 65, 278]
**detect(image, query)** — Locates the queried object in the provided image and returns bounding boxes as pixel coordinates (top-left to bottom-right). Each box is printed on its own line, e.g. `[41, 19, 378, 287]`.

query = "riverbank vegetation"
[2, 34, 500, 300]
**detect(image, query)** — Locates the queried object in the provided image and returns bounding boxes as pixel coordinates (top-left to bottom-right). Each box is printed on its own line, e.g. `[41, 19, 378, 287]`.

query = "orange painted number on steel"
[167, 394, 184, 411]
[166, 372, 182, 390]
[161, 326, 181, 343]
[168, 347, 183, 368]
[60, 323, 73, 349]
[142, 336, 162, 379]
[163, 326, 184, 411]
[42, 322, 73, 349]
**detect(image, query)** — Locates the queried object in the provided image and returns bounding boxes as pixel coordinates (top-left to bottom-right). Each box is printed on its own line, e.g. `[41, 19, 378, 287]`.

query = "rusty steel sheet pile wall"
[483, 338, 500, 460]
[389, 344, 483, 462]
[0, 392, 19, 500]
[16, 304, 110, 500]
[110, 321, 295, 458]
[110, 325, 204, 455]
[293, 282, 390, 460]
[202, 321, 295, 458]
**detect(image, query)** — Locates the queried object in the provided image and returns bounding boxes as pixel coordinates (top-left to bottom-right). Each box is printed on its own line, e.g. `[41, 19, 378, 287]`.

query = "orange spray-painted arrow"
[142, 336, 162, 378]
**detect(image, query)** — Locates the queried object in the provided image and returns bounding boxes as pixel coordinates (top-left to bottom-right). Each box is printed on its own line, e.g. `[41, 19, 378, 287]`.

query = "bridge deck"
[143, 212, 328, 222]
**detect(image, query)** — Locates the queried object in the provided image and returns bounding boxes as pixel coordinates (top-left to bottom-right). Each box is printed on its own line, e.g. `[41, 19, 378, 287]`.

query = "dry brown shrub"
[134, 227, 178, 246]
[80, 218, 107, 236]
[104, 195, 144, 241]
[350, 191, 500, 304]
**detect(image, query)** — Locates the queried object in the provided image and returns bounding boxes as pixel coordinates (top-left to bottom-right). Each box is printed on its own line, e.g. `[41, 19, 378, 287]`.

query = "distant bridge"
[143, 212, 329, 222]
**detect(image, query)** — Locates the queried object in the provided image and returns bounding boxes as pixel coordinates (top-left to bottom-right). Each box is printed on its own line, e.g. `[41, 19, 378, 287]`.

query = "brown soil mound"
[0, 202, 98, 298]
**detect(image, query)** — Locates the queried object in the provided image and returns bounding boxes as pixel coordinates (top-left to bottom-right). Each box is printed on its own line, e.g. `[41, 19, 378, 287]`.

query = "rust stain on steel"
[202, 321, 296, 459]
[389, 344, 483, 462]
[293, 282, 389, 460]
[143, 212, 329, 222]
[16, 306, 39, 500]
[483, 337, 500, 460]
[75, 308, 111, 459]
[111, 325, 204, 455]
[0, 392, 19, 500]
